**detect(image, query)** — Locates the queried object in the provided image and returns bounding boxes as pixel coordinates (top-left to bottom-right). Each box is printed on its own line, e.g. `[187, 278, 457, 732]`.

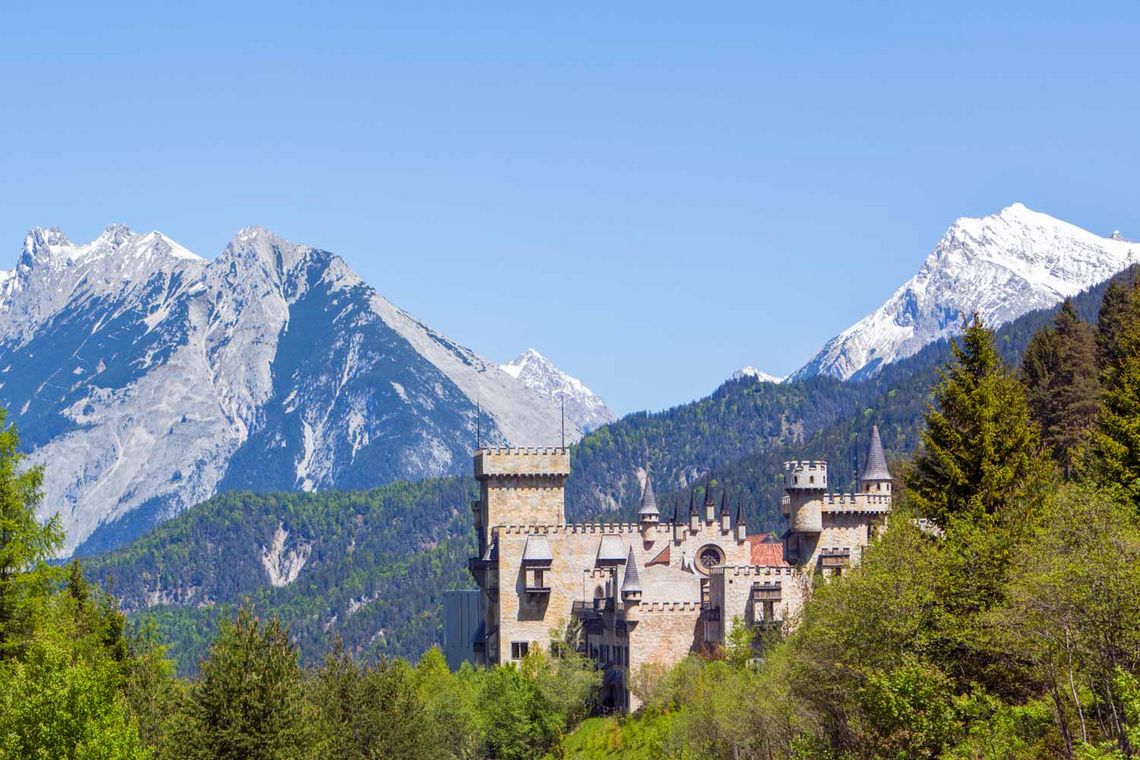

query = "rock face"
[794, 204, 1139, 381]
[500, 349, 616, 433]
[0, 225, 580, 554]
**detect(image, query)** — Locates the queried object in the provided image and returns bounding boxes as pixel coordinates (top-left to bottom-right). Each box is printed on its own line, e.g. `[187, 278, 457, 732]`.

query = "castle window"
[809, 475, 815, 484]
[510, 641, 529, 660]
[696, 544, 725, 575]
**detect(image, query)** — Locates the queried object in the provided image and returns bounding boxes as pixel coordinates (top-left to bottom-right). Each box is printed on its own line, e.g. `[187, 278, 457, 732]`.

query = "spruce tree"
[1090, 282, 1140, 506]
[906, 314, 1051, 528]
[1021, 299, 1101, 477]
[0, 409, 62, 652]
[1098, 279, 1134, 369]
[178, 607, 315, 760]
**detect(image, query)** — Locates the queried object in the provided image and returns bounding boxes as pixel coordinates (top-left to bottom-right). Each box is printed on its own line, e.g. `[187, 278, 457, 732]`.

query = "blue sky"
[1, 2, 1137, 414]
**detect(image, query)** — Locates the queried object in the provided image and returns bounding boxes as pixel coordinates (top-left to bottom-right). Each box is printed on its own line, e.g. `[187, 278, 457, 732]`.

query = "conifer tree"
[177, 607, 315, 760]
[1098, 279, 1134, 369]
[1090, 281, 1140, 506]
[906, 314, 1050, 528]
[0, 409, 62, 652]
[1022, 299, 1101, 476]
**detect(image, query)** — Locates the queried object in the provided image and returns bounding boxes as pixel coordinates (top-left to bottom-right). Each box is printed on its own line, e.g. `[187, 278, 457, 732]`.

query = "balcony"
[819, 548, 851, 569]
[700, 603, 721, 622]
[752, 582, 782, 603]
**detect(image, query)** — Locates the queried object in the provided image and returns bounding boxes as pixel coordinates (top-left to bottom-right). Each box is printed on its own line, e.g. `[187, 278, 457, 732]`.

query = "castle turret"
[637, 469, 660, 530]
[782, 460, 826, 533]
[858, 426, 892, 494]
[688, 490, 700, 532]
[621, 548, 642, 606]
[719, 489, 731, 533]
[782, 460, 825, 564]
[735, 499, 746, 541]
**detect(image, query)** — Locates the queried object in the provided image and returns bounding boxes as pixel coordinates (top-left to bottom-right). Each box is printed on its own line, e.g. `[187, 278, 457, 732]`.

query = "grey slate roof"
[637, 470, 659, 517]
[597, 535, 627, 565]
[859, 425, 892, 482]
[621, 548, 642, 594]
[522, 534, 553, 565]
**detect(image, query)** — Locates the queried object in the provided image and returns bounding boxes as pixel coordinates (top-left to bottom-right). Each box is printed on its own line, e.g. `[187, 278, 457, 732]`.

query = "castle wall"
[492, 519, 750, 666]
[711, 565, 808, 636]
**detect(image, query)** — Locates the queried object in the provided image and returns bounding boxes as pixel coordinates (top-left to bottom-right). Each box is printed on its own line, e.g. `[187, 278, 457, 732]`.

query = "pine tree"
[1090, 282, 1140, 506]
[1098, 279, 1134, 369]
[906, 314, 1051, 528]
[1021, 300, 1101, 477]
[177, 607, 315, 760]
[0, 409, 62, 652]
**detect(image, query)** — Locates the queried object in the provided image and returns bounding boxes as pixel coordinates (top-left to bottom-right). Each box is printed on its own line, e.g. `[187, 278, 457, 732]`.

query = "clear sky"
[1, 2, 1137, 414]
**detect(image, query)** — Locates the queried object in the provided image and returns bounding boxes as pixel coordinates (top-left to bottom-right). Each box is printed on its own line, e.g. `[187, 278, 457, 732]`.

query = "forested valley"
[5, 275, 1140, 758]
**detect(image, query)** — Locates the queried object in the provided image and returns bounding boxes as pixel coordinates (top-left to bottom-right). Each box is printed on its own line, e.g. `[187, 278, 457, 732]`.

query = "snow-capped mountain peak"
[0, 225, 588, 554]
[794, 204, 1139, 381]
[732, 367, 783, 383]
[501, 349, 616, 433]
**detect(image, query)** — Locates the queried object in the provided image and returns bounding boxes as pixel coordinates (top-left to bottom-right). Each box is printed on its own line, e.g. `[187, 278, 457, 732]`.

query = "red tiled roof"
[748, 534, 787, 566]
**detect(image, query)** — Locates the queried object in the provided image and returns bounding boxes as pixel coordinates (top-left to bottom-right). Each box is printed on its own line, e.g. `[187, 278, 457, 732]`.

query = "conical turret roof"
[688, 489, 697, 516]
[859, 425, 892, 482]
[621, 548, 642, 594]
[637, 469, 659, 518]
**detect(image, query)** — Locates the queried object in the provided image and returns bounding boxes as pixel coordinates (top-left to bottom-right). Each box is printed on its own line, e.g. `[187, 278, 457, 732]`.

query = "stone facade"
[461, 427, 892, 712]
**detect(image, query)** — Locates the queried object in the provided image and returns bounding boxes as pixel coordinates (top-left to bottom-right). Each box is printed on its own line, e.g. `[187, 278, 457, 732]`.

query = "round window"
[697, 544, 725, 574]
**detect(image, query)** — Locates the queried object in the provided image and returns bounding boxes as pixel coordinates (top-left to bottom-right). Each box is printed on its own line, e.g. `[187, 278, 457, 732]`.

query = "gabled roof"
[637, 470, 659, 517]
[621, 548, 642, 594]
[859, 425, 892, 482]
[647, 545, 671, 566]
[596, 535, 627, 565]
[522, 534, 553, 565]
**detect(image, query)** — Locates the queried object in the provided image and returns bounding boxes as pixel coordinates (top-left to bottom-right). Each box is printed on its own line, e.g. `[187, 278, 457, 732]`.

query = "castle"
[461, 427, 892, 711]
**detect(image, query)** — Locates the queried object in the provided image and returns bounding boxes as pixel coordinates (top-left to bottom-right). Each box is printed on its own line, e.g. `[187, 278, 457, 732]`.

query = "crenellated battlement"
[783, 460, 828, 490]
[640, 601, 702, 613]
[711, 565, 797, 578]
[822, 492, 891, 510]
[475, 447, 570, 478]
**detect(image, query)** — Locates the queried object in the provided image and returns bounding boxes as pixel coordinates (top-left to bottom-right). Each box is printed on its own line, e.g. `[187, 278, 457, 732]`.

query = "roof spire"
[688, 489, 697, 516]
[704, 473, 715, 506]
[637, 467, 659, 519]
[735, 498, 744, 525]
[859, 425, 891, 484]
[720, 487, 730, 515]
[672, 496, 680, 525]
[621, 548, 642, 594]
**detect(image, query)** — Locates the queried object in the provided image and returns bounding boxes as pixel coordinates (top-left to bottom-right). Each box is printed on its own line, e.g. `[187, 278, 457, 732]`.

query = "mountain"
[731, 366, 783, 383]
[0, 225, 579, 555]
[95, 264, 1140, 672]
[794, 203, 1138, 380]
[500, 349, 616, 433]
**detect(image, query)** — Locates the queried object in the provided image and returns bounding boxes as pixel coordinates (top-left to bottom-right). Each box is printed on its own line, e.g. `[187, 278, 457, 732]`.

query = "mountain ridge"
[792, 203, 1138, 380]
[0, 224, 580, 554]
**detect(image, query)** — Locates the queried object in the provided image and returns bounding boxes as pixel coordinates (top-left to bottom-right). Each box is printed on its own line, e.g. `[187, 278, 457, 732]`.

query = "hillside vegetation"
[87, 268, 1140, 672]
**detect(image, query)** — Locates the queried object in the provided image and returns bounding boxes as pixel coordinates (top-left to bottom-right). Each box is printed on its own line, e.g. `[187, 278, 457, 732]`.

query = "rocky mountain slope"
[90, 264, 1140, 672]
[794, 203, 1138, 380]
[500, 348, 615, 433]
[0, 225, 578, 555]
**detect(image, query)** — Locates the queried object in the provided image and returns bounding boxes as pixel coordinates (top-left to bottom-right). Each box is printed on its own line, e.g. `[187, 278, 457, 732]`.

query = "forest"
[4, 276, 1140, 758]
